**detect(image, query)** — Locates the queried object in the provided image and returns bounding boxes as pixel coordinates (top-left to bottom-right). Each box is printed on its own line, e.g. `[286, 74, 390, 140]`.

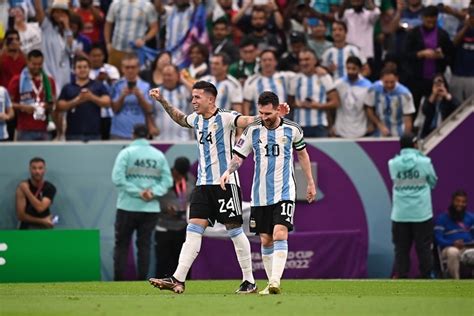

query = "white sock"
[173, 223, 205, 282]
[261, 245, 274, 280]
[271, 240, 288, 285]
[228, 227, 255, 284]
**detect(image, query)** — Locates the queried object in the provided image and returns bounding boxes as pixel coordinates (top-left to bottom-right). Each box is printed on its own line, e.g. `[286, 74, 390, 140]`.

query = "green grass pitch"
[0, 280, 473, 315]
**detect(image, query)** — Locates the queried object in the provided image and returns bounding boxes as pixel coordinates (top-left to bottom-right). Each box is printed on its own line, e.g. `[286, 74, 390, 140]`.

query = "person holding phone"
[420, 74, 459, 138]
[110, 53, 157, 139]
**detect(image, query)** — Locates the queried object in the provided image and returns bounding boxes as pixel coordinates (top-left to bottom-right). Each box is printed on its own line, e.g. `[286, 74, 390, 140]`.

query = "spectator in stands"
[434, 190, 474, 279]
[242, 49, 293, 116]
[0, 84, 14, 141]
[450, 7, 474, 103]
[155, 157, 195, 279]
[0, 29, 26, 141]
[235, 0, 284, 37]
[337, 0, 380, 61]
[289, 48, 339, 137]
[241, 6, 283, 56]
[420, 74, 460, 138]
[111, 124, 172, 280]
[9, 49, 55, 141]
[228, 37, 260, 86]
[110, 53, 155, 140]
[10, 4, 42, 55]
[321, 21, 365, 80]
[74, 0, 104, 45]
[426, 1, 470, 40]
[70, 14, 92, 58]
[57, 56, 111, 141]
[140, 51, 172, 89]
[183, 43, 209, 80]
[278, 31, 306, 72]
[33, 0, 72, 94]
[389, 133, 438, 278]
[200, 53, 243, 112]
[104, 0, 158, 70]
[210, 18, 239, 64]
[89, 44, 120, 140]
[152, 64, 192, 141]
[404, 5, 454, 111]
[16, 157, 57, 230]
[333, 56, 372, 138]
[365, 67, 415, 137]
[306, 18, 333, 60]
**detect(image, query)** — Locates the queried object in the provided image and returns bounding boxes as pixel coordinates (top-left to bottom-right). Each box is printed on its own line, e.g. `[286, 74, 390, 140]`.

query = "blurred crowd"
[0, 0, 473, 141]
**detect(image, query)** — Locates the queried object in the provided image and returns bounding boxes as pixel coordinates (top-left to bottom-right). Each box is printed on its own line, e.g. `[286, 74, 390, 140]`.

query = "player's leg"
[258, 233, 274, 295]
[269, 224, 288, 294]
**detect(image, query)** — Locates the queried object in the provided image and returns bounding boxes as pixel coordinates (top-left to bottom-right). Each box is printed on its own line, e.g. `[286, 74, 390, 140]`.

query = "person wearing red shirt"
[74, 0, 104, 44]
[8, 49, 56, 141]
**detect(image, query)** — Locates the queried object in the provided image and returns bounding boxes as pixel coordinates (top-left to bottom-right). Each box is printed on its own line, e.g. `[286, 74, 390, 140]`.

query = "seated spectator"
[210, 18, 239, 64]
[9, 50, 55, 141]
[434, 190, 474, 279]
[420, 74, 460, 138]
[321, 21, 365, 80]
[74, 0, 104, 45]
[140, 51, 172, 89]
[333, 56, 372, 138]
[337, 0, 381, 60]
[228, 37, 260, 86]
[0, 85, 14, 141]
[57, 56, 111, 141]
[16, 157, 57, 230]
[365, 67, 415, 137]
[306, 18, 333, 60]
[10, 4, 42, 55]
[183, 43, 209, 80]
[110, 54, 155, 140]
[200, 53, 243, 112]
[155, 157, 195, 278]
[153, 64, 192, 141]
[450, 7, 474, 103]
[289, 48, 339, 137]
[278, 31, 306, 72]
[88, 44, 120, 140]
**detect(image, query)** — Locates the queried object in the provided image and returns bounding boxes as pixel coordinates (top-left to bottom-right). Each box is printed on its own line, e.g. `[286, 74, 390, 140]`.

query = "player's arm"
[18, 182, 52, 213]
[149, 88, 190, 128]
[235, 103, 291, 128]
[220, 154, 245, 190]
[15, 186, 53, 227]
[296, 148, 317, 203]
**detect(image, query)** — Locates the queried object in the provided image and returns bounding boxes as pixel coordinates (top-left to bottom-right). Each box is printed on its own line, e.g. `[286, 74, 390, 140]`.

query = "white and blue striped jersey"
[106, 0, 158, 52]
[334, 75, 372, 138]
[321, 45, 365, 80]
[289, 73, 335, 127]
[154, 84, 193, 141]
[0, 87, 12, 140]
[364, 81, 416, 137]
[185, 108, 241, 186]
[234, 118, 306, 206]
[164, 4, 194, 61]
[200, 74, 243, 110]
[243, 72, 294, 115]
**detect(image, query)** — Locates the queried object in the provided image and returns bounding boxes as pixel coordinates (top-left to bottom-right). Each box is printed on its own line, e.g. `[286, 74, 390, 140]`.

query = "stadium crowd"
[0, 0, 473, 142]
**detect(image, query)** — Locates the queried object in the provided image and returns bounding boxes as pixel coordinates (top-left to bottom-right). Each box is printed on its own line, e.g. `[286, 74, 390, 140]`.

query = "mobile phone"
[127, 81, 136, 89]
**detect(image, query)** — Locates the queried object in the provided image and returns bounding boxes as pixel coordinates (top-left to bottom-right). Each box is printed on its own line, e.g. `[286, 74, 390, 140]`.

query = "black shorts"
[250, 200, 295, 234]
[189, 184, 243, 226]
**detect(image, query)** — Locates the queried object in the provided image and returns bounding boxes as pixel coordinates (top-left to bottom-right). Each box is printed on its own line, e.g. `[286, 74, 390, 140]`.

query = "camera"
[127, 81, 136, 89]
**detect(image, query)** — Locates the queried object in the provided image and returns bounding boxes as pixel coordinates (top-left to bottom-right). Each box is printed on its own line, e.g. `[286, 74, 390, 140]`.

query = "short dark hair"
[133, 124, 148, 138]
[346, 56, 362, 68]
[27, 49, 44, 60]
[212, 52, 231, 66]
[452, 190, 467, 200]
[74, 55, 91, 67]
[173, 157, 191, 176]
[333, 21, 348, 32]
[5, 29, 20, 39]
[90, 43, 105, 54]
[122, 53, 139, 63]
[29, 157, 45, 165]
[399, 133, 417, 149]
[192, 81, 218, 98]
[422, 5, 439, 17]
[213, 17, 229, 27]
[380, 66, 398, 78]
[258, 91, 279, 108]
[260, 49, 277, 60]
[239, 37, 258, 49]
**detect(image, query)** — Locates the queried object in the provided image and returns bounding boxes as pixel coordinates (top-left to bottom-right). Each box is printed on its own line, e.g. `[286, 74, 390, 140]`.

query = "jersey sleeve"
[320, 74, 335, 92]
[184, 112, 197, 128]
[288, 74, 297, 97]
[293, 125, 306, 151]
[364, 87, 376, 107]
[242, 77, 256, 102]
[401, 92, 416, 115]
[233, 126, 253, 158]
[231, 81, 243, 104]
